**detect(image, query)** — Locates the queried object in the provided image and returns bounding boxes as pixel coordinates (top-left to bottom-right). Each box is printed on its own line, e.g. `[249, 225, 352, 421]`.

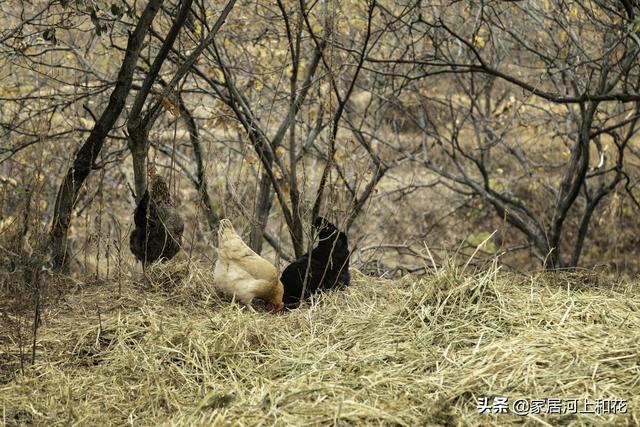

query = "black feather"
[281, 217, 350, 307]
[129, 178, 184, 265]
[133, 190, 151, 228]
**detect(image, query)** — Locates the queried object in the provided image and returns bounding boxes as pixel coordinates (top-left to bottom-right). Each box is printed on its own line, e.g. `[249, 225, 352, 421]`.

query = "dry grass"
[1, 260, 639, 426]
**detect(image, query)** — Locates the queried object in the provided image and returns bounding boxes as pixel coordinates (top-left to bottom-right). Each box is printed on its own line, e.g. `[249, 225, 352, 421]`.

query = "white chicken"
[213, 219, 284, 312]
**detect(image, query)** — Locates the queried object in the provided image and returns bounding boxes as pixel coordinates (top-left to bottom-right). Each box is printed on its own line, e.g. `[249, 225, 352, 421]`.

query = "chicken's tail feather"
[133, 190, 151, 228]
[218, 218, 242, 246]
[218, 218, 234, 234]
[314, 216, 344, 242]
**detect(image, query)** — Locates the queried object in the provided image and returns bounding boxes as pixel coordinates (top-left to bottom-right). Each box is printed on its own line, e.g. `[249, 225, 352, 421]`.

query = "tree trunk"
[49, 0, 165, 270]
[180, 96, 220, 235]
[547, 102, 596, 269]
[249, 166, 274, 253]
[127, 0, 194, 202]
[129, 126, 150, 203]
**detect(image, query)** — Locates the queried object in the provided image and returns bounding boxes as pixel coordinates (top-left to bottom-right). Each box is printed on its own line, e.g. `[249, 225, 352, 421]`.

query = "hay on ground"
[0, 262, 638, 426]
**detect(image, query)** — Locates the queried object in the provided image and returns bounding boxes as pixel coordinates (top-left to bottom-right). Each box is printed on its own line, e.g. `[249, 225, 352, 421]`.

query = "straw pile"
[1, 260, 638, 426]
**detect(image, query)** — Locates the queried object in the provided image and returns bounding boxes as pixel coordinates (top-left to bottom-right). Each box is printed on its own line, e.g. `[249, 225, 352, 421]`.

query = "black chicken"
[281, 217, 350, 307]
[129, 170, 184, 266]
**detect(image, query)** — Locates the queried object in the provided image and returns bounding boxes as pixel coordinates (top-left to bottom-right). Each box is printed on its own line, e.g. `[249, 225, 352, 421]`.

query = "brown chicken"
[213, 219, 284, 312]
[129, 167, 184, 266]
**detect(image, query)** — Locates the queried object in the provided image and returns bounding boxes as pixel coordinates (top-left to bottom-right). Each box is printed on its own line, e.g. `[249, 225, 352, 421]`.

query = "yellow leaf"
[0, 176, 17, 186]
[569, 5, 579, 20]
[473, 35, 486, 48]
[245, 152, 259, 165]
[211, 175, 226, 189]
[558, 31, 567, 43]
[281, 182, 290, 198]
[161, 97, 180, 117]
[0, 216, 17, 234]
[79, 117, 94, 129]
[273, 166, 283, 180]
[307, 106, 319, 121]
